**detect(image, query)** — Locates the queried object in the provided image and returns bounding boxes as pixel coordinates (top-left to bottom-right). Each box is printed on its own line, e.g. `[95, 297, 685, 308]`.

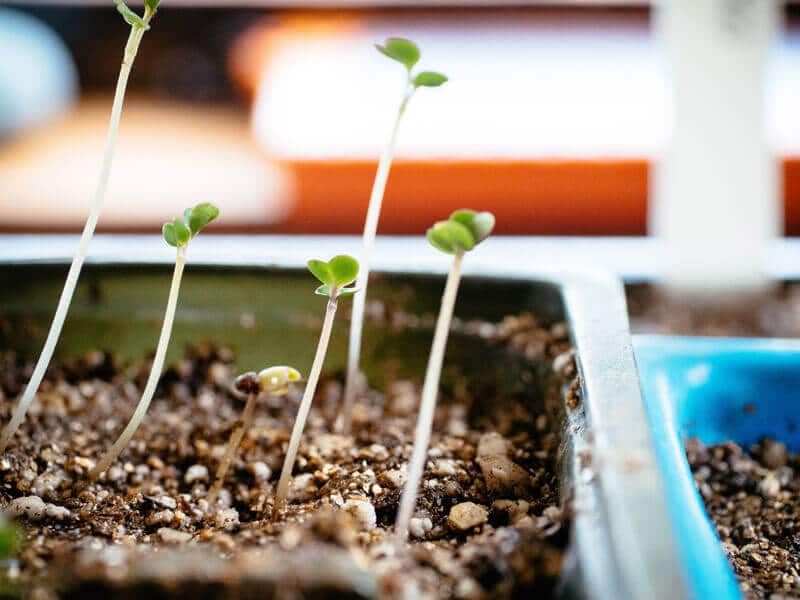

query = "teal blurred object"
[0, 8, 77, 139]
[635, 335, 800, 600]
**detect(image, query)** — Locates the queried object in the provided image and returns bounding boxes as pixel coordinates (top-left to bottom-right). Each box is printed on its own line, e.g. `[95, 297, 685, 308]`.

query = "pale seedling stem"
[208, 391, 258, 506]
[341, 87, 413, 435]
[274, 295, 339, 512]
[0, 9, 155, 453]
[395, 251, 464, 543]
[89, 245, 186, 479]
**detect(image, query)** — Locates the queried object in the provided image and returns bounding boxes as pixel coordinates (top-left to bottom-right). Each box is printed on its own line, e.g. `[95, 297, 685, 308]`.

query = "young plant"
[0, 0, 161, 453]
[89, 203, 219, 479]
[341, 38, 448, 434]
[208, 365, 301, 506]
[273, 255, 359, 512]
[394, 209, 495, 542]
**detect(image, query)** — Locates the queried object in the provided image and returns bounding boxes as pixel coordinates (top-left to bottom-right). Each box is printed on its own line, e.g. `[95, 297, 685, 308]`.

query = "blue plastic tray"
[634, 335, 800, 600]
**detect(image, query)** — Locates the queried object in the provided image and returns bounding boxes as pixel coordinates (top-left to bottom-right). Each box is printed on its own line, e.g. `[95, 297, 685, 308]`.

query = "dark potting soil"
[0, 312, 576, 599]
[687, 437, 800, 599]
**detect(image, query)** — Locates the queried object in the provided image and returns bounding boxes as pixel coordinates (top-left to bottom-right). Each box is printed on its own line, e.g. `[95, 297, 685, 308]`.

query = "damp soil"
[687, 437, 800, 599]
[0, 312, 577, 599]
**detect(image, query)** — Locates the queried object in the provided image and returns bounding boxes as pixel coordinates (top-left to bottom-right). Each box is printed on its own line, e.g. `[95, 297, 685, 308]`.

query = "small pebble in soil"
[185, 464, 209, 484]
[409, 516, 433, 539]
[449, 502, 489, 532]
[158, 527, 193, 544]
[215, 508, 240, 531]
[477, 432, 511, 458]
[7, 496, 46, 521]
[476, 454, 530, 494]
[342, 499, 377, 530]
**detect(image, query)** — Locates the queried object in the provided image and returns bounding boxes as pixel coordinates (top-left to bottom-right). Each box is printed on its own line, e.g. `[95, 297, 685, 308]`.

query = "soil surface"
[0, 312, 576, 599]
[687, 437, 800, 599]
[627, 283, 800, 337]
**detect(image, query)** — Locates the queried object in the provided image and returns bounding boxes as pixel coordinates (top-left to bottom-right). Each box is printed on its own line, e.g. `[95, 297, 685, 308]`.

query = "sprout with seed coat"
[341, 38, 448, 434]
[394, 210, 495, 543]
[89, 203, 219, 480]
[207, 366, 301, 506]
[0, 0, 161, 453]
[273, 255, 359, 513]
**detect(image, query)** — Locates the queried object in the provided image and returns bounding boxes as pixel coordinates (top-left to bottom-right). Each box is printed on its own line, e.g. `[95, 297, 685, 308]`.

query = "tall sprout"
[394, 210, 495, 543]
[273, 255, 359, 514]
[340, 38, 448, 434]
[89, 203, 219, 479]
[0, 0, 161, 452]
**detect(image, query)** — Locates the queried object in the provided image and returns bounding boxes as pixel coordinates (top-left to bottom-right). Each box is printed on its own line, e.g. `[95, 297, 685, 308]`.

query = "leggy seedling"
[273, 256, 359, 513]
[341, 38, 448, 434]
[0, 0, 161, 453]
[394, 209, 495, 543]
[208, 366, 301, 506]
[89, 203, 219, 479]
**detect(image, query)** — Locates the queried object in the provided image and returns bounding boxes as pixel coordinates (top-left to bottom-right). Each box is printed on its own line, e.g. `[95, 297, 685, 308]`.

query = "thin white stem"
[89, 246, 187, 479]
[395, 252, 464, 543]
[274, 297, 339, 511]
[208, 392, 258, 506]
[0, 24, 149, 453]
[341, 88, 414, 434]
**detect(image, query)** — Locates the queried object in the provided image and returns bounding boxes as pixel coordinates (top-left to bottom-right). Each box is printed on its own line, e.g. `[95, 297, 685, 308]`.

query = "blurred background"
[0, 0, 800, 235]
[0, 1, 797, 262]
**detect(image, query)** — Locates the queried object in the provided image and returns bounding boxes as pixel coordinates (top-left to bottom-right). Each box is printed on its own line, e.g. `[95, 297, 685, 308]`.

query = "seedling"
[394, 210, 495, 542]
[273, 255, 359, 512]
[208, 366, 301, 506]
[89, 203, 219, 479]
[0, 0, 161, 453]
[341, 38, 448, 434]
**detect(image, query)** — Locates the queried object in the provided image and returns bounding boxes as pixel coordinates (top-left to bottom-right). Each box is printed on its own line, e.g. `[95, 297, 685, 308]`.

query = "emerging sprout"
[394, 210, 495, 543]
[208, 366, 301, 506]
[273, 256, 359, 513]
[89, 203, 219, 480]
[341, 38, 448, 434]
[0, 0, 161, 453]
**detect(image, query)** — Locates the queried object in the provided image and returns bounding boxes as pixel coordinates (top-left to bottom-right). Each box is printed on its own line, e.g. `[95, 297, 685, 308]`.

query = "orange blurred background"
[1, 4, 799, 235]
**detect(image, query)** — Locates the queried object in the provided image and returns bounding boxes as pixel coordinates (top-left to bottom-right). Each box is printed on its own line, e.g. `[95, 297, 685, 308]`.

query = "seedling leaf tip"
[375, 38, 420, 70]
[307, 255, 359, 297]
[163, 202, 219, 248]
[427, 209, 495, 254]
[115, 0, 149, 30]
[413, 71, 448, 88]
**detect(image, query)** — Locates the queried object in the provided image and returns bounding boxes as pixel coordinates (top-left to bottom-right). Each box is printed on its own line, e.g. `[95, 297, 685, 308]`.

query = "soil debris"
[0, 311, 575, 599]
[687, 437, 800, 599]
